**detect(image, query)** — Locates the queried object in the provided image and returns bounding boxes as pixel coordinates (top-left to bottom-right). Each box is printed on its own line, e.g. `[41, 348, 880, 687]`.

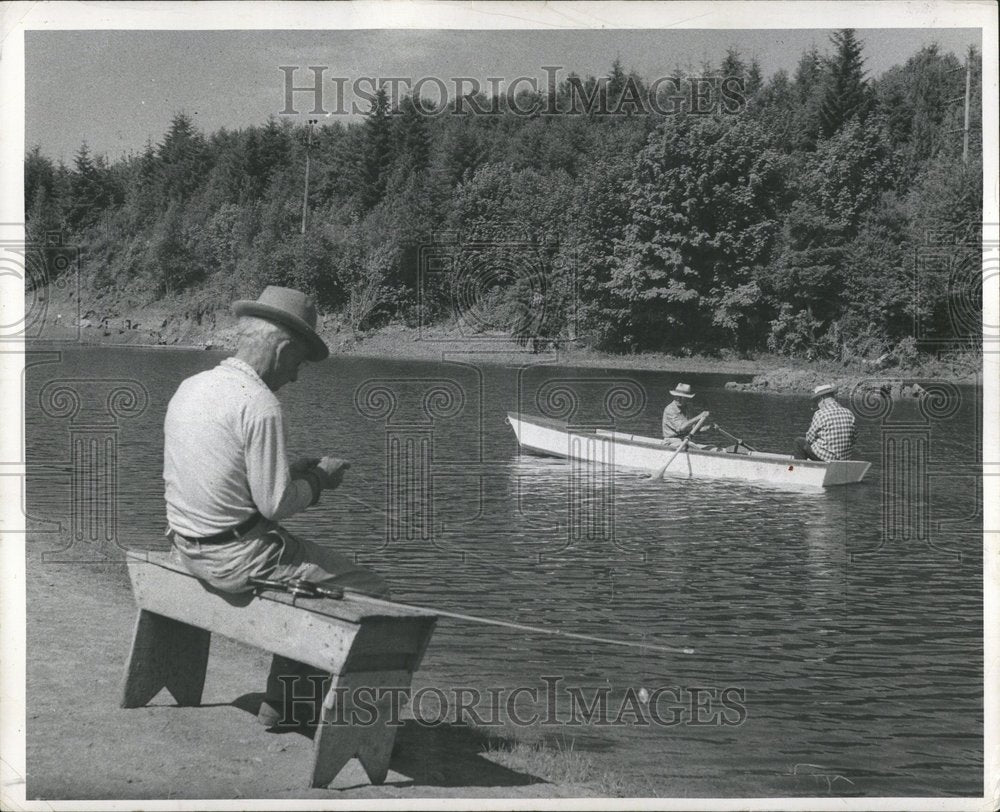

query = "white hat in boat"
[811, 383, 838, 400]
[670, 382, 695, 399]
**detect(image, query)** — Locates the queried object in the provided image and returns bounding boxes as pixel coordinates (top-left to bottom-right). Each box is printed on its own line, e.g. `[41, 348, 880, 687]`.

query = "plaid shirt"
[806, 399, 857, 461]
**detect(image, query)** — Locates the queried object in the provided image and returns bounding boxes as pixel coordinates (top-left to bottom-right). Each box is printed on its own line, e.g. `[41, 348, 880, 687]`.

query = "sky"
[25, 27, 982, 162]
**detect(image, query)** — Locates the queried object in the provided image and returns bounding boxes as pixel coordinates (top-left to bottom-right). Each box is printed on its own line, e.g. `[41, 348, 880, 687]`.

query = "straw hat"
[811, 383, 837, 400]
[670, 382, 695, 399]
[232, 286, 329, 361]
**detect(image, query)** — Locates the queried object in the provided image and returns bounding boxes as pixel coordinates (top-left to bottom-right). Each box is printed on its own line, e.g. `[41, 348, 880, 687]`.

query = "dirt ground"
[19, 545, 601, 802]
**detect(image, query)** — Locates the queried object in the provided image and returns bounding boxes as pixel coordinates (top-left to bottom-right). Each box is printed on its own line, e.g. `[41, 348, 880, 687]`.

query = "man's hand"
[291, 456, 321, 476]
[315, 456, 351, 491]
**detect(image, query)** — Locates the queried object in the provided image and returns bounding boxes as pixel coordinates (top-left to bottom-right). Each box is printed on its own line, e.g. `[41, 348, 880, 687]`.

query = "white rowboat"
[507, 412, 871, 490]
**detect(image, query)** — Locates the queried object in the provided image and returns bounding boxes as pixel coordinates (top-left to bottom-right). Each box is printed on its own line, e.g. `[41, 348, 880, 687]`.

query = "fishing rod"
[250, 576, 695, 656]
[710, 423, 758, 452]
[326, 489, 696, 656]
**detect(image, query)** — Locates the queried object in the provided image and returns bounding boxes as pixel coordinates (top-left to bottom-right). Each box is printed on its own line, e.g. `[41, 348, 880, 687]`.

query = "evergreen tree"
[794, 46, 824, 96]
[258, 117, 293, 175]
[68, 142, 110, 230]
[19, 45, 984, 363]
[158, 113, 210, 203]
[25, 146, 55, 219]
[716, 49, 749, 115]
[719, 48, 747, 82]
[818, 29, 869, 138]
[388, 94, 431, 190]
[358, 86, 393, 212]
[873, 44, 979, 175]
[123, 140, 162, 228]
[790, 46, 825, 149]
[752, 70, 798, 150]
[746, 59, 763, 96]
[25, 146, 69, 248]
[607, 58, 627, 103]
[26, 184, 62, 245]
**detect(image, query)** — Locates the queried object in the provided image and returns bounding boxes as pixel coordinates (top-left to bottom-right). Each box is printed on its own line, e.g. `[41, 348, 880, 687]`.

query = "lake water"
[25, 346, 983, 797]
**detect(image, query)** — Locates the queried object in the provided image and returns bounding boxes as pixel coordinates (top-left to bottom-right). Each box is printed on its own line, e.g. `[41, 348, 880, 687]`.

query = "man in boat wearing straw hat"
[163, 285, 389, 727]
[662, 382, 711, 443]
[794, 383, 857, 461]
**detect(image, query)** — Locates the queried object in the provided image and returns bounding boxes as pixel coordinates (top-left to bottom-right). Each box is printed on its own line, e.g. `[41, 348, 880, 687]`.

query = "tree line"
[26, 30, 983, 360]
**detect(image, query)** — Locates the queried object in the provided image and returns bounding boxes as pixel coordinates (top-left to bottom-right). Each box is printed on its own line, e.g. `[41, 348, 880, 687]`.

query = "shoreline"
[30, 287, 982, 395]
[22, 539, 611, 800]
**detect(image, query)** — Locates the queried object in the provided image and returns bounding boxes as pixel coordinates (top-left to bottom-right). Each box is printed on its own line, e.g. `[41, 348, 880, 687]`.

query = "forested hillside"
[26, 31, 983, 361]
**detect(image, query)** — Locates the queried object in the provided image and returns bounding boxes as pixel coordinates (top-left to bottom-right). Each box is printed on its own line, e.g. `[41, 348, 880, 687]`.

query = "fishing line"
[340, 591, 694, 656]
[335, 490, 695, 656]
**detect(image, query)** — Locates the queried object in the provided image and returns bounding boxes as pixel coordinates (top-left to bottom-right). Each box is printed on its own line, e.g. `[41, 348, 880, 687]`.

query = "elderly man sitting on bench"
[163, 285, 388, 728]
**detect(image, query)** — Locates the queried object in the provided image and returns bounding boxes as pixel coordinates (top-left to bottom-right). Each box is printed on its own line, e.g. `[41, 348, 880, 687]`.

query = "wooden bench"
[119, 549, 437, 788]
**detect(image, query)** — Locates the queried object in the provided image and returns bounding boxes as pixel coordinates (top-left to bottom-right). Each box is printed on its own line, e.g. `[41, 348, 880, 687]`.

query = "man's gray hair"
[236, 315, 296, 354]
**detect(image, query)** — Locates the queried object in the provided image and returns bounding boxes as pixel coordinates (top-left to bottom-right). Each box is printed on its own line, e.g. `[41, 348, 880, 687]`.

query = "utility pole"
[946, 52, 973, 166]
[962, 51, 971, 165]
[301, 118, 317, 235]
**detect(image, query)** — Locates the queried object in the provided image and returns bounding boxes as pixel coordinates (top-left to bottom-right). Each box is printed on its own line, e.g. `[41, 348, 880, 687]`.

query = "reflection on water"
[25, 347, 982, 797]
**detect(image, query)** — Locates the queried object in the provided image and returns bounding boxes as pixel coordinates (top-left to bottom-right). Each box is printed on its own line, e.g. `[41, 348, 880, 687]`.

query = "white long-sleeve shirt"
[163, 356, 313, 538]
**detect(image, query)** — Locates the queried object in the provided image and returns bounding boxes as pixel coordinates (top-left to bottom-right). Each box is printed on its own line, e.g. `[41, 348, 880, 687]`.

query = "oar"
[711, 423, 758, 452]
[647, 411, 709, 480]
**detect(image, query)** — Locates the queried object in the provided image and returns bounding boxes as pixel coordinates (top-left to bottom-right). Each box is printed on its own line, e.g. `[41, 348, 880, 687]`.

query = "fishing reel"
[249, 576, 345, 601]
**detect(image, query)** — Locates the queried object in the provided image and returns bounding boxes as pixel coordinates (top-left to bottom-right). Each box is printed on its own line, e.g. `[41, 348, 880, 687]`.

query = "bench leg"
[309, 670, 412, 788]
[120, 609, 211, 708]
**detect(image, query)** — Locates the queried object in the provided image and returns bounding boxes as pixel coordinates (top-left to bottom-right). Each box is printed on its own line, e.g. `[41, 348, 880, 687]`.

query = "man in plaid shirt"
[794, 383, 857, 461]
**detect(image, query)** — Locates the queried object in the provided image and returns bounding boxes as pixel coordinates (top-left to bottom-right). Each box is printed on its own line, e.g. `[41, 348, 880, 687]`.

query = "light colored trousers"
[169, 521, 389, 597]
[170, 522, 389, 712]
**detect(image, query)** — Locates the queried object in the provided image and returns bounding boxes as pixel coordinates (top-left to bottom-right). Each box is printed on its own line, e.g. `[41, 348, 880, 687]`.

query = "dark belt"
[183, 512, 263, 544]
